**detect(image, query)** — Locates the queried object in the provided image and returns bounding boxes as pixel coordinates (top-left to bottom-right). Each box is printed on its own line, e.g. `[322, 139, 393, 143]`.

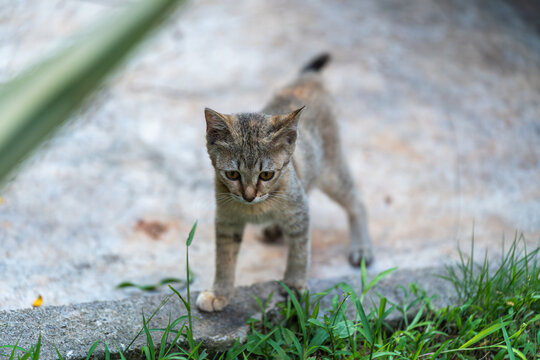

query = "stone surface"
[0, 0, 539, 311]
[0, 267, 456, 359]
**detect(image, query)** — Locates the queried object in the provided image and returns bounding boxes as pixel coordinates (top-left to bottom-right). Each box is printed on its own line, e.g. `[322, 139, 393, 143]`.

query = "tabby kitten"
[196, 54, 373, 312]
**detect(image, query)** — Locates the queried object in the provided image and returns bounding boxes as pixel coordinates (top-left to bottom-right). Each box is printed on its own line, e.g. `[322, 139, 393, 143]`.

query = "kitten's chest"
[218, 200, 281, 224]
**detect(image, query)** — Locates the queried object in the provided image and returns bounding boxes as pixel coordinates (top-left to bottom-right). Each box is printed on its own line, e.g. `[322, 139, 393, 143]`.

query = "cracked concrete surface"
[0, 0, 539, 311]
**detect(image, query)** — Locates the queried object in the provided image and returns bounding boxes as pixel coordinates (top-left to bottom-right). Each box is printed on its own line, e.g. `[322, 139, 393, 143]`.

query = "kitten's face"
[205, 108, 303, 205]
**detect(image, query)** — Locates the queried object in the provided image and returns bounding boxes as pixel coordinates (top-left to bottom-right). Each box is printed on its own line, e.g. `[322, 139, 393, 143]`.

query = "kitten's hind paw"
[349, 248, 374, 267]
[260, 225, 284, 244]
[196, 291, 229, 312]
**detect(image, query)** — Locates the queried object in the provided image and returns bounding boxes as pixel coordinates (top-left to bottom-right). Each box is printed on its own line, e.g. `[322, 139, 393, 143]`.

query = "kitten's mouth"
[231, 193, 269, 205]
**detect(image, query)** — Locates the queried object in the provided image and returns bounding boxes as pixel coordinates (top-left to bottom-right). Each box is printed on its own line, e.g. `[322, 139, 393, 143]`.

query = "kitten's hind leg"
[320, 161, 374, 267]
[260, 224, 284, 243]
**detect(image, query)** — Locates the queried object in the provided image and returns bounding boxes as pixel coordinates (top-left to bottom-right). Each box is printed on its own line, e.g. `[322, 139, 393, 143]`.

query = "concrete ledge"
[0, 266, 456, 360]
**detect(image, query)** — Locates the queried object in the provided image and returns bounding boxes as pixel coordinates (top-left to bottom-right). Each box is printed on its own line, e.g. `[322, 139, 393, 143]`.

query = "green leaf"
[500, 319, 516, 360]
[168, 285, 190, 313]
[0, 0, 185, 185]
[113, 341, 127, 360]
[307, 328, 329, 353]
[363, 267, 398, 298]
[158, 317, 171, 360]
[142, 314, 156, 360]
[104, 342, 110, 360]
[117, 278, 186, 292]
[32, 335, 41, 360]
[244, 328, 278, 358]
[332, 320, 356, 339]
[19, 348, 32, 360]
[492, 345, 527, 360]
[280, 282, 307, 339]
[186, 221, 198, 247]
[459, 321, 504, 349]
[307, 318, 325, 328]
[54, 345, 65, 360]
[267, 339, 288, 360]
[1, 337, 23, 360]
[85, 341, 101, 360]
[283, 327, 303, 356]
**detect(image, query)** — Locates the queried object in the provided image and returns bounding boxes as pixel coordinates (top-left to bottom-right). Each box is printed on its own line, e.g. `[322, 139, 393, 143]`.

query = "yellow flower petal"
[32, 295, 43, 308]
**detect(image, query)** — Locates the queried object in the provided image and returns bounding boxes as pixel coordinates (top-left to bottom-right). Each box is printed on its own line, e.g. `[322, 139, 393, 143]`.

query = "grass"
[1, 229, 538, 360]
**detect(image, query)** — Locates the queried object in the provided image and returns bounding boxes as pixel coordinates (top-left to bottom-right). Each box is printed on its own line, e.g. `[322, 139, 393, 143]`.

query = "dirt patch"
[135, 219, 169, 240]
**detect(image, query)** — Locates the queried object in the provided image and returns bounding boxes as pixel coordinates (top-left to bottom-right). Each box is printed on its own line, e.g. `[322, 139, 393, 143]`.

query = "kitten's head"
[204, 107, 303, 205]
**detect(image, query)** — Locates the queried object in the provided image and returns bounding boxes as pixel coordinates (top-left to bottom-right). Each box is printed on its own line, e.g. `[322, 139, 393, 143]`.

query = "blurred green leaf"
[0, 0, 186, 186]
[117, 277, 188, 292]
[186, 220, 198, 247]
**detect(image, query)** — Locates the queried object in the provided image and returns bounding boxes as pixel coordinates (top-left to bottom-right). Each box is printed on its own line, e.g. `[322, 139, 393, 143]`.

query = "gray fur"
[196, 57, 373, 312]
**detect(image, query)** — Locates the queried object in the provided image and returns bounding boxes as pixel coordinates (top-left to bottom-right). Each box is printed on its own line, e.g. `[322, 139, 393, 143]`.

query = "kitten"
[196, 54, 373, 312]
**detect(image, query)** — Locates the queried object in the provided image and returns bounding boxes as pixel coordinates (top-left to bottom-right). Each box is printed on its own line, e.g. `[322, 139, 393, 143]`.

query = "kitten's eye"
[259, 171, 274, 181]
[225, 170, 241, 181]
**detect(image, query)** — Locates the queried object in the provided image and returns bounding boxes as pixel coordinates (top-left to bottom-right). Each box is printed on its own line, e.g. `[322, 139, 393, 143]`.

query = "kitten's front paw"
[196, 291, 229, 312]
[349, 248, 374, 267]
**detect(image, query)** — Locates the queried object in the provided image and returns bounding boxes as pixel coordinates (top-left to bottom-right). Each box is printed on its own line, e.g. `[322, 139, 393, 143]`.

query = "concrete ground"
[0, 267, 457, 359]
[0, 0, 539, 310]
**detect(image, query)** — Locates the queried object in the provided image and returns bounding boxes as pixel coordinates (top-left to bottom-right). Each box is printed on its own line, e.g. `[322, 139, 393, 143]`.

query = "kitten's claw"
[349, 248, 374, 267]
[196, 291, 229, 312]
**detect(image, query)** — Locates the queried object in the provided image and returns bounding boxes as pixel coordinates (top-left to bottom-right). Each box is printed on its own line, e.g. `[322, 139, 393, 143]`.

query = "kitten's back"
[262, 54, 341, 190]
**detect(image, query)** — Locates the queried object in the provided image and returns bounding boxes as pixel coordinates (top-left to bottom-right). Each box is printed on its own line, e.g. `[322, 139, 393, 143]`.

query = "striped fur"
[196, 55, 373, 312]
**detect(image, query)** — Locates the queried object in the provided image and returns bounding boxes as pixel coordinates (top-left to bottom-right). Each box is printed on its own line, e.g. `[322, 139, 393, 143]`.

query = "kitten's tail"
[300, 52, 331, 73]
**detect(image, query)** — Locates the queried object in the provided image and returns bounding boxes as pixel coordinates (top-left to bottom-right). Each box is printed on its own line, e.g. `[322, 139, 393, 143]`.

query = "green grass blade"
[142, 346, 151, 360]
[243, 328, 278, 359]
[31, 335, 41, 360]
[158, 317, 172, 360]
[363, 267, 398, 297]
[19, 349, 32, 360]
[142, 313, 156, 360]
[267, 339, 288, 360]
[7, 337, 21, 360]
[113, 341, 127, 360]
[492, 345, 527, 360]
[125, 295, 171, 353]
[360, 259, 368, 301]
[0, 0, 185, 186]
[117, 278, 186, 291]
[186, 221, 198, 247]
[104, 342, 110, 360]
[166, 323, 187, 357]
[500, 319, 516, 360]
[280, 282, 307, 340]
[85, 341, 101, 360]
[459, 321, 504, 349]
[54, 345, 65, 360]
[169, 286, 190, 315]
[283, 327, 303, 356]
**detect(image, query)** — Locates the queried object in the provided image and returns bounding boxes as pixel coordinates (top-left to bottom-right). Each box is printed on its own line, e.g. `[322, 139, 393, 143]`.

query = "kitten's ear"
[270, 106, 304, 146]
[205, 108, 234, 145]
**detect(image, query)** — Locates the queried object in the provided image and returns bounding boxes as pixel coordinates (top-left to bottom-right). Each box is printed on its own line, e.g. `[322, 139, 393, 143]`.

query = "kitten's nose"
[243, 187, 256, 202]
